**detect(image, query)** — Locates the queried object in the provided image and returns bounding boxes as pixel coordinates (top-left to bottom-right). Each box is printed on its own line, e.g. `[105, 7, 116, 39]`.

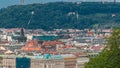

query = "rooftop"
[1, 54, 76, 60]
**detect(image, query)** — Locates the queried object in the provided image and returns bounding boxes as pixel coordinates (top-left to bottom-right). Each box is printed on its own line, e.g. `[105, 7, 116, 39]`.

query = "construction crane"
[21, 0, 24, 5]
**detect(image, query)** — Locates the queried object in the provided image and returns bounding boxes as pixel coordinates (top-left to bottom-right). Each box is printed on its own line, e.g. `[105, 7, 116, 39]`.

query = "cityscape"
[0, 28, 110, 68]
[0, 0, 120, 68]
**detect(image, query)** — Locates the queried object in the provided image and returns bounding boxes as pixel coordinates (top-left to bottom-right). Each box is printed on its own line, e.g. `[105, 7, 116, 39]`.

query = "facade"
[64, 57, 77, 68]
[31, 59, 64, 68]
[2, 54, 77, 68]
[3, 57, 16, 68]
[76, 57, 89, 68]
[0, 57, 2, 66]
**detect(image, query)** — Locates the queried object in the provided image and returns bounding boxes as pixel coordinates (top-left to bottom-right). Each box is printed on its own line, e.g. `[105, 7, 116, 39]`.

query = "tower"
[20, 28, 25, 37]
[20, 28, 27, 42]
[21, 0, 24, 5]
[114, 0, 116, 3]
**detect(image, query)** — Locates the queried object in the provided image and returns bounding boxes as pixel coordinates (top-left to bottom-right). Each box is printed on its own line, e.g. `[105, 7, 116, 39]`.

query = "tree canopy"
[0, 2, 120, 30]
[85, 28, 120, 68]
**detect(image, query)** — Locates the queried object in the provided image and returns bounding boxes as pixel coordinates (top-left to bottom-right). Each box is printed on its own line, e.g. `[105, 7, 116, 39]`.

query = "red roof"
[90, 46, 104, 51]
[62, 45, 72, 49]
[42, 40, 63, 46]
[5, 28, 20, 33]
[1, 40, 11, 44]
[88, 31, 94, 35]
[21, 40, 41, 52]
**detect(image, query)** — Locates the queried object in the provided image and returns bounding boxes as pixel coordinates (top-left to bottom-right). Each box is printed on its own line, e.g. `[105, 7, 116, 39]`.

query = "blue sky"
[0, 0, 119, 9]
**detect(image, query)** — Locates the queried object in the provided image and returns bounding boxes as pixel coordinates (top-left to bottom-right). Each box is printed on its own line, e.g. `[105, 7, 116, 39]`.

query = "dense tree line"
[85, 28, 120, 68]
[0, 2, 120, 30]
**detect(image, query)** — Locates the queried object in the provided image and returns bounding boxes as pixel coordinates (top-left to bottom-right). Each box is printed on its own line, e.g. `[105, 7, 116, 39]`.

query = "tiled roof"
[42, 41, 63, 46]
[21, 40, 41, 52]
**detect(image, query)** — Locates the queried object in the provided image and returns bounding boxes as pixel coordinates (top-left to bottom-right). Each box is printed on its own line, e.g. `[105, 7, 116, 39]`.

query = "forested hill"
[0, 2, 120, 30]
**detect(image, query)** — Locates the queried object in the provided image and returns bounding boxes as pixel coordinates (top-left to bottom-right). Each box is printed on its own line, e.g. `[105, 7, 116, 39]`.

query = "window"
[44, 64, 46, 68]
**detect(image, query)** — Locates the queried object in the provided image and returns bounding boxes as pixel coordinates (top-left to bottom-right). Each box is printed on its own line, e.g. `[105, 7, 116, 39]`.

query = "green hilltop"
[0, 2, 120, 30]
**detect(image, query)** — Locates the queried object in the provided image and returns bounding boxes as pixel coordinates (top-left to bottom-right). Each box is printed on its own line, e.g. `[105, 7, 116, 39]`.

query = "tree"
[85, 28, 120, 68]
[0, 2, 120, 30]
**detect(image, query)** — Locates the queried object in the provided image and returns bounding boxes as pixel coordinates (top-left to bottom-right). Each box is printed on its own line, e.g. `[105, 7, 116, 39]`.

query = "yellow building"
[63, 54, 77, 68]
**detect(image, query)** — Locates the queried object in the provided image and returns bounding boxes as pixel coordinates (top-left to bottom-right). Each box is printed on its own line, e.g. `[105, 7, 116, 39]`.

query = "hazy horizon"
[0, 0, 119, 9]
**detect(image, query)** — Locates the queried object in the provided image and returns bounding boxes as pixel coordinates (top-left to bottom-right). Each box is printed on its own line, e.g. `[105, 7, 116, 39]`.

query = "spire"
[20, 28, 25, 37]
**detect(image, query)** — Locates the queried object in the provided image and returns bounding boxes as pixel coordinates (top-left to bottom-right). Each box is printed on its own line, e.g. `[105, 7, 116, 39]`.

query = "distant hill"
[0, 2, 120, 30]
[0, 0, 117, 9]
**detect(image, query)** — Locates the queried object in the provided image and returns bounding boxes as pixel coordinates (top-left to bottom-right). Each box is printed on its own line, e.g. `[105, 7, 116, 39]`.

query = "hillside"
[0, 2, 120, 30]
[0, 0, 116, 9]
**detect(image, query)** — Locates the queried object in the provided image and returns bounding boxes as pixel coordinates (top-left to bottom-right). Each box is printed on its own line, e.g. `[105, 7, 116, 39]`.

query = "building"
[64, 55, 77, 68]
[31, 59, 64, 68]
[12, 28, 27, 43]
[77, 57, 89, 68]
[2, 54, 77, 68]
[21, 40, 41, 52]
[41, 41, 63, 52]
[0, 57, 3, 67]
[32, 36, 61, 41]
[3, 57, 16, 68]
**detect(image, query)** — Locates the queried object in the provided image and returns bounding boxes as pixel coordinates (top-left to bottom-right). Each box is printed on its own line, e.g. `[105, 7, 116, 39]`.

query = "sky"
[0, 0, 120, 9]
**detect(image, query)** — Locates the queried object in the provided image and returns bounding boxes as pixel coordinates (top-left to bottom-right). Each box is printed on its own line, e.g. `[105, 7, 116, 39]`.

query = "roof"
[0, 46, 6, 50]
[34, 54, 64, 60]
[1, 54, 77, 60]
[90, 45, 105, 52]
[32, 36, 61, 41]
[4, 50, 14, 54]
[21, 40, 41, 52]
[61, 54, 76, 58]
[42, 40, 63, 46]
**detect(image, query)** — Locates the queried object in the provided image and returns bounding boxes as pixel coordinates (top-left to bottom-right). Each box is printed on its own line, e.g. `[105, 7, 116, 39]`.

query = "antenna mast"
[114, 0, 116, 3]
[21, 0, 24, 5]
